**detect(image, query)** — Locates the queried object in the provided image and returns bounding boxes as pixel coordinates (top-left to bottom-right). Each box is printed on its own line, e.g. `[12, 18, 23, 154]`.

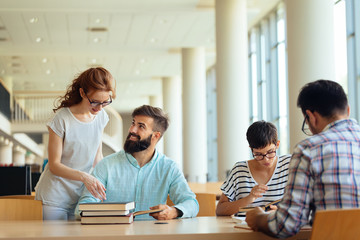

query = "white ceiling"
[0, 0, 279, 114]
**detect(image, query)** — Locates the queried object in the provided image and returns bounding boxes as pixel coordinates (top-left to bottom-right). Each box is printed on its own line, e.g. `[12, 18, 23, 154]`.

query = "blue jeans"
[43, 205, 75, 220]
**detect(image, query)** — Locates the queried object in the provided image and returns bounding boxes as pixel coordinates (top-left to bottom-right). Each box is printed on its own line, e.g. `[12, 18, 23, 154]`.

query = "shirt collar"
[322, 118, 354, 133]
[125, 149, 159, 168]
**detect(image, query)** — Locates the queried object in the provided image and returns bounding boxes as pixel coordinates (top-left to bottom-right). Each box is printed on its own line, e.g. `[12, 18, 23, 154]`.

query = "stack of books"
[79, 202, 136, 224]
[79, 202, 163, 224]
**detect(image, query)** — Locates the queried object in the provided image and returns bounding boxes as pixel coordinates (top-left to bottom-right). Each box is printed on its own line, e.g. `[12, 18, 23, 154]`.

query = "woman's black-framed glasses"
[301, 115, 312, 136]
[252, 149, 276, 161]
[86, 94, 112, 108]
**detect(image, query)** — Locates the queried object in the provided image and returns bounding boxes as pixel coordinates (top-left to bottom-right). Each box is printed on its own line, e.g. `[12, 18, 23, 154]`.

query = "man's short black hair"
[297, 80, 348, 118]
[246, 121, 278, 149]
[132, 105, 169, 135]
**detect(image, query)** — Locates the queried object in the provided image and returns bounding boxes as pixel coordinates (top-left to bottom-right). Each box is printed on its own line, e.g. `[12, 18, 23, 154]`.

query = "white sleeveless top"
[35, 107, 109, 210]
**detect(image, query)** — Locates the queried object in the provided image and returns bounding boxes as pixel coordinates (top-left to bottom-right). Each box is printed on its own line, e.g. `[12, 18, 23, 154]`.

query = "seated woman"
[216, 121, 291, 217]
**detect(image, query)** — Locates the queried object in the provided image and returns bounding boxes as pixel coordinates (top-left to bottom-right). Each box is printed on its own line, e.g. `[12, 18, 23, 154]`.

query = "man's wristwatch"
[175, 207, 183, 218]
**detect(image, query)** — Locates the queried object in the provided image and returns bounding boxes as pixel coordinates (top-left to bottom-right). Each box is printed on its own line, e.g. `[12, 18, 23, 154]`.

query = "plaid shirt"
[268, 118, 360, 238]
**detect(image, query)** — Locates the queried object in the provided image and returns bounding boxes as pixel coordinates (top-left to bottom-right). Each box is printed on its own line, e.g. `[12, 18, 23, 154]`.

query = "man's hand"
[149, 204, 179, 220]
[245, 207, 265, 231]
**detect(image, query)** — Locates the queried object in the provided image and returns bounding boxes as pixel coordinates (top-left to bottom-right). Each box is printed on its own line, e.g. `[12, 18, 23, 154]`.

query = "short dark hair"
[297, 80, 348, 118]
[246, 121, 278, 149]
[132, 105, 169, 136]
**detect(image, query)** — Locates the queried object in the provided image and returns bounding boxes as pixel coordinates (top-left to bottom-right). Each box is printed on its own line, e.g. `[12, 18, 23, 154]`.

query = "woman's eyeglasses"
[252, 149, 276, 161]
[86, 94, 112, 108]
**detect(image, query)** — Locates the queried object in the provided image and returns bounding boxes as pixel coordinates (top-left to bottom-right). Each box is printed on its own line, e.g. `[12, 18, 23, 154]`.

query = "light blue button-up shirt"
[77, 150, 199, 220]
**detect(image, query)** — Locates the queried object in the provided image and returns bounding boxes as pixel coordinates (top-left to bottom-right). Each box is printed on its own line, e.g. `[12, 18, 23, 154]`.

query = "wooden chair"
[0, 199, 43, 220]
[310, 208, 360, 240]
[0, 195, 35, 200]
[188, 182, 223, 200]
[167, 193, 216, 217]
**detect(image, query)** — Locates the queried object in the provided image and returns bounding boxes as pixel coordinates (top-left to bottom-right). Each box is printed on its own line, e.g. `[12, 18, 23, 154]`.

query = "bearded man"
[77, 105, 199, 220]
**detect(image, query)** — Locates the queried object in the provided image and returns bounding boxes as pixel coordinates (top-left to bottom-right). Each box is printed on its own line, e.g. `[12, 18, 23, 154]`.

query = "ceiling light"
[11, 63, 21, 67]
[139, 58, 146, 63]
[95, 18, 101, 24]
[50, 83, 55, 87]
[87, 27, 108, 32]
[29, 17, 38, 23]
[35, 37, 42, 43]
[93, 38, 100, 43]
[135, 70, 140, 75]
[91, 58, 97, 63]
[149, 38, 157, 43]
[46, 69, 51, 75]
[42, 58, 48, 63]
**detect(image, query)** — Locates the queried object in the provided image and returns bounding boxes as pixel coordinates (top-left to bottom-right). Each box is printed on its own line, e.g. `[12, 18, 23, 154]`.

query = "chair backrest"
[0, 199, 43, 220]
[167, 193, 216, 217]
[195, 193, 216, 216]
[0, 195, 35, 200]
[310, 208, 360, 240]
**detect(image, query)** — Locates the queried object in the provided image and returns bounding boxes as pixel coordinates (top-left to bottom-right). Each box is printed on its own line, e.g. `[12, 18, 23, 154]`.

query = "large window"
[248, 4, 288, 155]
[206, 68, 217, 182]
[345, 0, 360, 121]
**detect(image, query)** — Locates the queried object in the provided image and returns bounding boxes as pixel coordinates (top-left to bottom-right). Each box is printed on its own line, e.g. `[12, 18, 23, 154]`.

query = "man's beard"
[123, 133, 152, 154]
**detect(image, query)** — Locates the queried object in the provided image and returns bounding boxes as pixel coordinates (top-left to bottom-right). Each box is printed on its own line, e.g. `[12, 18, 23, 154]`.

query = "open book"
[238, 199, 282, 212]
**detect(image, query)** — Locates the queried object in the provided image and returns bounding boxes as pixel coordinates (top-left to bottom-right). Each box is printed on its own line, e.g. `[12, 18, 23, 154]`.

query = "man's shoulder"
[100, 151, 126, 165]
[156, 152, 180, 170]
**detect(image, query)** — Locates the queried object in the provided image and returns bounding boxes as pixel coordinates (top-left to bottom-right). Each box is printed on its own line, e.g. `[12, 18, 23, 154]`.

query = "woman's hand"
[249, 184, 268, 200]
[80, 172, 106, 201]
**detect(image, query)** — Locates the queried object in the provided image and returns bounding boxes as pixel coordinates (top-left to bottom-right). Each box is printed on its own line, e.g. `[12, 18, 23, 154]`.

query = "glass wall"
[345, 0, 360, 121]
[206, 0, 360, 181]
[248, 4, 289, 155]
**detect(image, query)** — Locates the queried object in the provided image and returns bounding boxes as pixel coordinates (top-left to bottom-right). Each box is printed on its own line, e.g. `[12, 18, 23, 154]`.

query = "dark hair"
[132, 105, 169, 136]
[53, 67, 116, 112]
[297, 79, 348, 118]
[246, 121, 278, 149]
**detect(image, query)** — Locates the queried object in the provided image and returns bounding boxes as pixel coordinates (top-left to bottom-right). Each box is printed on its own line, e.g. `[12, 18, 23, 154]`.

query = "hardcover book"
[80, 210, 131, 217]
[81, 214, 134, 224]
[79, 202, 135, 211]
[80, 209, 163, 224]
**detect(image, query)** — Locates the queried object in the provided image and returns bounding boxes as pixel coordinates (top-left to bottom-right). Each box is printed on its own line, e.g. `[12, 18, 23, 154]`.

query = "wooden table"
[0, 216, 311, 240]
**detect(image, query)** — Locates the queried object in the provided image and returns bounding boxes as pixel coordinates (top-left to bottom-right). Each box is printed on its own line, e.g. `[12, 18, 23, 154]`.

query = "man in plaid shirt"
[246, 80, 360, 238]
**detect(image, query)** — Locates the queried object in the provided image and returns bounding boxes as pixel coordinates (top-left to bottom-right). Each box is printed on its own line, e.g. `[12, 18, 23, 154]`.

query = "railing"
[12, 95, 56, 124]
[11, 95, 123, 152]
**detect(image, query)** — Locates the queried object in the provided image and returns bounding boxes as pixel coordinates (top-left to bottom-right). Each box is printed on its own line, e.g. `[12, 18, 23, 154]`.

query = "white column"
[149, 95, 163, 108]
[25, 152, 36, 165]
[162, 76, 183, 170]
[0, 136, 13, 166]
[13, 145, 26, 166]
[215, 0, 249, 181]
[182, 48, 208, 183]
[42, 133, 49, 160]
[286, 0, 335, 150]
[149, 95, 164, 154]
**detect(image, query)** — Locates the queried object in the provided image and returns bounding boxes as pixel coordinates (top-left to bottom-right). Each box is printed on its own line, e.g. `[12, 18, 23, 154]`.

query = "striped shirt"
[221, 155, 291, 217]
[268, 118, 360, 238]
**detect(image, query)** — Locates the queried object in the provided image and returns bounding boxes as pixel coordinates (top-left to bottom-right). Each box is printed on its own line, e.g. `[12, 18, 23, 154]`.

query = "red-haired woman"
[35, 67, 116, 220]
